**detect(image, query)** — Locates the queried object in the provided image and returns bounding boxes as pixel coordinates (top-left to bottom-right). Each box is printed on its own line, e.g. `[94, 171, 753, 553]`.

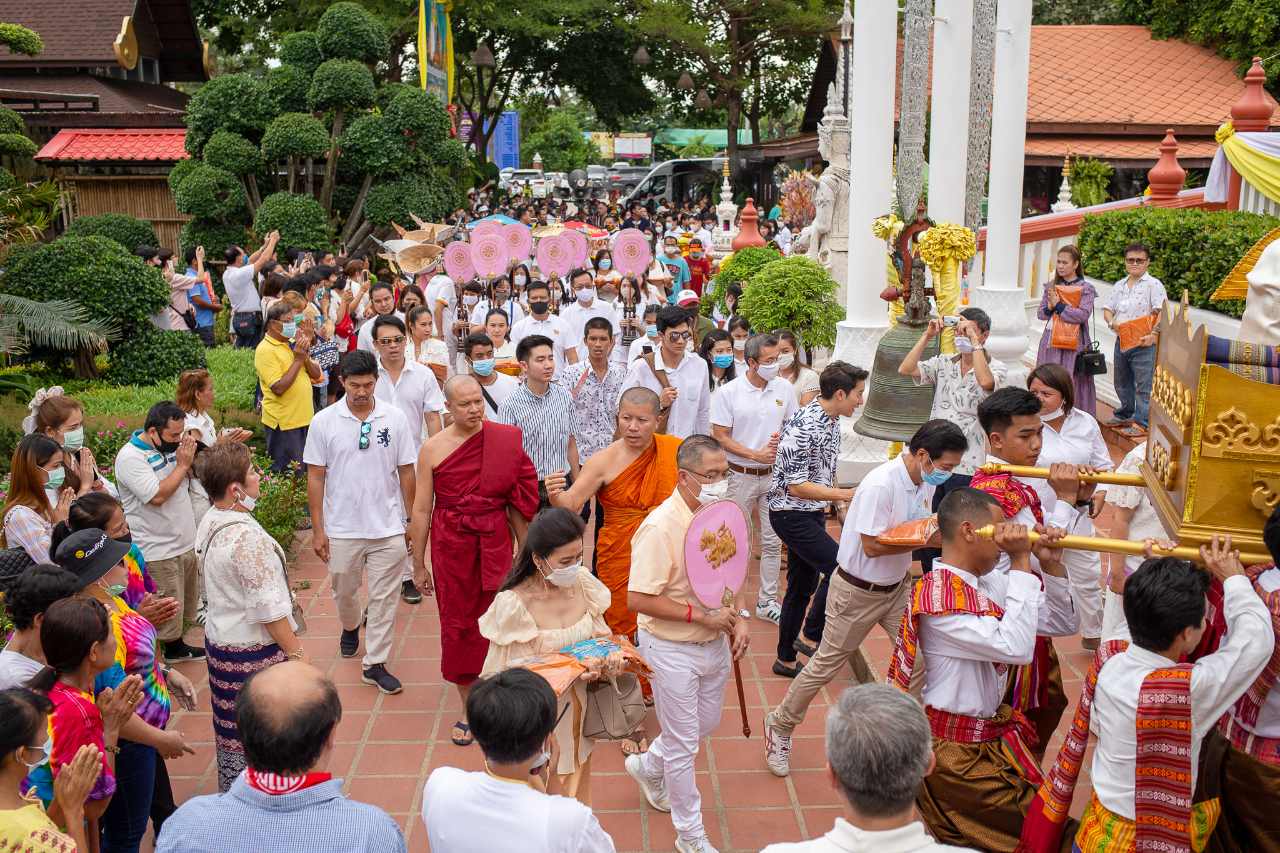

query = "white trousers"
[727, 470, 781, 602]
[1063, 514, 1104, 639]
[638, 631, 731, 842]
[329, 535, 407, 667]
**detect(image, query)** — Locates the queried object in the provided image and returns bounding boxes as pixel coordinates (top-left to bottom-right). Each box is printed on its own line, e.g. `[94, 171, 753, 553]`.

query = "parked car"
[623, 158, 727, 209]
[509, 169, 548, 198]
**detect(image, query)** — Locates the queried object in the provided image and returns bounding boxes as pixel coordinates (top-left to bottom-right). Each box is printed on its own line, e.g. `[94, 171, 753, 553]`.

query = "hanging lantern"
[677, 71, 695, 91]
[633, 45, 651, 66]
[471, 43, 495, 68]
[695, 88, 712, 110]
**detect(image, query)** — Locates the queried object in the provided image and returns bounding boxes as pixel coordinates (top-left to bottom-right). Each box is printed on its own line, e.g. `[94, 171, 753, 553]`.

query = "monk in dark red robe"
[411, 375, 539, 745]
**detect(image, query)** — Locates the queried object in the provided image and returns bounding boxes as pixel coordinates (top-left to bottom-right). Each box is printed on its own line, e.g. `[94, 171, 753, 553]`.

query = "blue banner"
[487, 111, 520, 171]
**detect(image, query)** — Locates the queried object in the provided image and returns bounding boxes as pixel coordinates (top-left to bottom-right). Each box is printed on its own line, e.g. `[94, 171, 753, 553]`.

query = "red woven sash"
[1018, 640, 1129, 852]
[969, 469, 1044, 526]
[888, 568, 1004, 692]
[927, 705, 1044, 786]
[1135, 665, 1195, 853]
[1230, 563, 1280, 730]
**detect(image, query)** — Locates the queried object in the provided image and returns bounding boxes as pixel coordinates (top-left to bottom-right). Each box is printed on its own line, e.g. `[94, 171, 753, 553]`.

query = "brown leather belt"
[727, 461, 772, 476]
[836, 568, 904, 594]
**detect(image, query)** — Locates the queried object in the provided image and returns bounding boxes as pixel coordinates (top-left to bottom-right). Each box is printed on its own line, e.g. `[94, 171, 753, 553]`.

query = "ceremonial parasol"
[504, 222, 533, 262]
[561, 227, 589, 267]
[471, 232, 509, 279]
[611, 228, 652, 278]
[472, 220, 506, 243]
[682, 499, 751, 737]
[396, 243, 443, 275]
[443, 240, 475, 283]
[536, 233, 574, 280]
[467, 213, 519, 229]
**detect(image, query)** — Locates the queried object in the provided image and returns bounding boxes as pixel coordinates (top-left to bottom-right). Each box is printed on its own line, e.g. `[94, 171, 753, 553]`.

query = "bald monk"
[410, 375, 540, 747]
[545, 387, 681, 639]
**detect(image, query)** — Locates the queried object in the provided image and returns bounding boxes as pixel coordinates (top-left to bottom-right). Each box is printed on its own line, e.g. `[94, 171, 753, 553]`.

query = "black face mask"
[529, 300, 549, 314]
[152, 432, 180, 455]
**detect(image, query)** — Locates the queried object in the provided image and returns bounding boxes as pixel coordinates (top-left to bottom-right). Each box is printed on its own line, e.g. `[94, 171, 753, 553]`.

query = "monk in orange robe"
[545, 387, 679, 636]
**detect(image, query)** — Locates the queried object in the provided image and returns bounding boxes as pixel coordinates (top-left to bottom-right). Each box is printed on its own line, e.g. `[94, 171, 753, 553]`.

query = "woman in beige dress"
[478, 508, 612, 805]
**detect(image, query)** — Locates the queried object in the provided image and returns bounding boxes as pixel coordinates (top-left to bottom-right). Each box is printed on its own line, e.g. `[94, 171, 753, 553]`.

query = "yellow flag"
[418, 0, 428, 91]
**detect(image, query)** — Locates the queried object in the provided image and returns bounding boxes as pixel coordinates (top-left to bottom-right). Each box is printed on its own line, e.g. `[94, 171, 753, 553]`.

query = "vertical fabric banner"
[418, 0, 428, 91]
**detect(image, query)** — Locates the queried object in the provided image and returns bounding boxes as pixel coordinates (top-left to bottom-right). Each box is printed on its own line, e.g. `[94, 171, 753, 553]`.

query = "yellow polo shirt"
[629, 492, 720, 643]
[255, 335, 314, 430]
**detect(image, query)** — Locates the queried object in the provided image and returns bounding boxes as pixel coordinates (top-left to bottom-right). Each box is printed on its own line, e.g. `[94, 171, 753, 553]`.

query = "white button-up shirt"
[375, 357, 445, 450]
[1090, 574, 1273, 819]
[356, 310, 406, 353]
[709, 374, 798, 467]
[1039, 407, 1113, 471]
[915, 354, 1008, 474]
[559, 299, 620, 345]
[1107, 442, 1165, 579]
[618, 346, 710, 439]
[510, 314, 581, 376]
[1102, 272, 1167, 326]
[761, 817, 970, 853]
[836, 455, 932, 585]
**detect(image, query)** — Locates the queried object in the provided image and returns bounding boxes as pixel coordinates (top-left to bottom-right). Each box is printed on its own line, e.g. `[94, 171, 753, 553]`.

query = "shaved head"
[444, 374, 482, 402]
[619, 386, 661, 415]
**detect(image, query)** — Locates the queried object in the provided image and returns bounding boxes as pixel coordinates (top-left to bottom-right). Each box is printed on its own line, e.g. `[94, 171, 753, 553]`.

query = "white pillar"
[834, 0, 897, 482]
[972, 0, 1032, 381]
[927, 0, 973, 225]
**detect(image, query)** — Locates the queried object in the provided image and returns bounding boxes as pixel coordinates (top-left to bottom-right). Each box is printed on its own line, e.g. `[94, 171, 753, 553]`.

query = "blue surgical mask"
[472, 358, 496, 377]
[922, 465, 952, 486]
[281, 321, 297, 338]
[599, 258, 612, 270]
[712, 353, 734, 369]
[645, 324, 659, 339]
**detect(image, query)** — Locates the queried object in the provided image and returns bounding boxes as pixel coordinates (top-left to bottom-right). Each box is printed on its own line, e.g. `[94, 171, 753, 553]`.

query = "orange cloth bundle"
[1116, 314, 1157, 352]
[495, 359, 521, 376]
[876, 516, 939, 548]
[1049, 285, 1083, 350]
[509, 635, 652, 696]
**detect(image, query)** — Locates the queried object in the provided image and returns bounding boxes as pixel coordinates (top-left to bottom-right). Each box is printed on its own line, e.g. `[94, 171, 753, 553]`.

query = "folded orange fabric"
[877, 516, 939, 547]
[1116, 314, 1158, 352]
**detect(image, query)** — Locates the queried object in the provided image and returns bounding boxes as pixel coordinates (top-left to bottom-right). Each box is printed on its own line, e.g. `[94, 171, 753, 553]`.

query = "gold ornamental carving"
[1151, 365, 1193, 433]
[113, 16, 139, 70]
[1148, 441, 1178, 490]
[1200, 407, 1280, 460]
[1252, 470, 1280, 517]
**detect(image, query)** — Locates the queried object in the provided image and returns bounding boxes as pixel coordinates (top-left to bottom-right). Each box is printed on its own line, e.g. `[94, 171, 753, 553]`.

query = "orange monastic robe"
[595, 433, 681, 636]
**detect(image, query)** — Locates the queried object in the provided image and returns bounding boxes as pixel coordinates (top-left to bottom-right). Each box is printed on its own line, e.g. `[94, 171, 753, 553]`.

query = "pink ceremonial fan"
[611, 228, 652, 277]
[443, 241, 475, 282]
[562, 227, 590, 267]
[472, 220, 506, 243]
[536, 233, 574, 279]
[504, 223, 533, 262]
[471, 232, 509, 278]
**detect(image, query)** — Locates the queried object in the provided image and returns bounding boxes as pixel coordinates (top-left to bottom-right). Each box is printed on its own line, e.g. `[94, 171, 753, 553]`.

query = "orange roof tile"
[36, 128, 189, 163]
[1022, 135, 1219, 165]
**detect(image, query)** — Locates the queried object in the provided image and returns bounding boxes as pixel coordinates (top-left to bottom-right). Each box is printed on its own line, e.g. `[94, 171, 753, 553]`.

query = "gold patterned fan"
[1212, 225, 1280, 301]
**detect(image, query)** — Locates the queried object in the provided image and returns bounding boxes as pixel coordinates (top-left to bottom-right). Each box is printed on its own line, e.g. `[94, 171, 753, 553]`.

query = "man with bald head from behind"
[155, 661, 407, 852]
[409, 375, 540, 747]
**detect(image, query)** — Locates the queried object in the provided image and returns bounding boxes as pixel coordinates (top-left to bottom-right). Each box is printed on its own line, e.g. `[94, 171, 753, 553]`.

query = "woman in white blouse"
[407, 305, 451, 384]
[775, 329, 820, 406]
[194, 441, 302, 791]
[1028, 362, 1113, 649]
[177, 369, 251, 527]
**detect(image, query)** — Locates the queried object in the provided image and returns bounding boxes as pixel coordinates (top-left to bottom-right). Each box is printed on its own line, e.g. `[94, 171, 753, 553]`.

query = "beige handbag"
[581, 673, 647, 741]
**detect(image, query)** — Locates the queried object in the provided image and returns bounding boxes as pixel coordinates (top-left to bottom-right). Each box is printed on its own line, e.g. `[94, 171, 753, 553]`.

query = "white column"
[834, 0, 897, 482]
[972, 0, 1033, 382]
[927, 0, 973, 224]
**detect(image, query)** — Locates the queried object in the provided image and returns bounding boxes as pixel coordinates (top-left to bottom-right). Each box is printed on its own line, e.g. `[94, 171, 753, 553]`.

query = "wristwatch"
[738, 608, 751, 620]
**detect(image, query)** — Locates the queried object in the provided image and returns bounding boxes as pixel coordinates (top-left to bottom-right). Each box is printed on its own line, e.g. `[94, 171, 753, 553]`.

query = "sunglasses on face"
[1125, 257, 1148, 264]
[665, 331, 692, 342]
[376, 335, 406, 346]
[358, 420, 372, 451]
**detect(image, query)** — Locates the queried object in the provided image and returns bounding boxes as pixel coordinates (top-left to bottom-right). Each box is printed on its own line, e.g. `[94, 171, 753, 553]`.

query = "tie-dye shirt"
[24, 682, 116, 806]
[122, 541, 156, 610]
[95, 597, 170, 731]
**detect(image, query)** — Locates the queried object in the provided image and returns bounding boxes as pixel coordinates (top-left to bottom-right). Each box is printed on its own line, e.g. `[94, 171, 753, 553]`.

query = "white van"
[623, 158, 728, 209]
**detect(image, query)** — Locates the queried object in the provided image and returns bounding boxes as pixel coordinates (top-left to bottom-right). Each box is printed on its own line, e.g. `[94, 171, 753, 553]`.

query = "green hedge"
[106, 328, 207, 385]
[1076, 207, 1280, 320]
[65, 213, 158, 253]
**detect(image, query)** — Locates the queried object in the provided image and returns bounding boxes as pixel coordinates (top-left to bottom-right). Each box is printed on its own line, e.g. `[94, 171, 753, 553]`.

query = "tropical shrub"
[737, 256, 843, 350]
[65, 213, 157, 252]
[106, 327, 207, 385]
[253, 192, 331, 252]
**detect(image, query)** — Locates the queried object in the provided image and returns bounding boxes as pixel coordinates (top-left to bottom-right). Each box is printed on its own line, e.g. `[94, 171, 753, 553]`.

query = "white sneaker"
[675, 836, 720, 853]
[764, 718, 792, 777]
[755, 598, 782, 624]
[624, 753, 670, 812]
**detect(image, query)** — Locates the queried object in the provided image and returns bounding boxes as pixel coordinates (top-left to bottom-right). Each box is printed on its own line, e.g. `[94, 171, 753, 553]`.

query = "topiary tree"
[261, 112, 330, 194]
[316, 2, 389, 64]
[178, 220, 248, 265]
[264, 64, 311, 114]
[363, 176, 459, 231]
[173, 162, 247, 223]
[106, 327, 207, 385]
[203, 130, 263, 211]
[0, 107, 23, 136]
[336, 114, 409, 245]
[737, 256, 843, 350]
[253, 192, 331, 254]
[0, 22, 43, 57]
[167, 158, 200, 195]
[308, 58, 376, 212]
[278, 31, 323, 75]
[703, 245, 781, 316]
[184, 73, 273, 157]
[65, 213, 158, 253]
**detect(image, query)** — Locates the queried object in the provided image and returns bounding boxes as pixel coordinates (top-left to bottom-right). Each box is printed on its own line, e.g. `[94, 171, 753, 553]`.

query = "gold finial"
[1062, 151, 1072, 177]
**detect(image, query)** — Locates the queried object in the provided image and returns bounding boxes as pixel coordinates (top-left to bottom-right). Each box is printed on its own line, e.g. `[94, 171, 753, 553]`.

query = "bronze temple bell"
[854, 211, 939, 441]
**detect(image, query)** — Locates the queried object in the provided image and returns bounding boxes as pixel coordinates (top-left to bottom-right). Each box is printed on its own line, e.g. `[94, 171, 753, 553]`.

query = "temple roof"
[36, 128, 188, 163]
[0, 73, 189, 129]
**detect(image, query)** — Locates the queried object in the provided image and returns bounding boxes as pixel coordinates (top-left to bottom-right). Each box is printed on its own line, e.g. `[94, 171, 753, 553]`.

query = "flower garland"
[918, 223, 976, 354]
[872, 213, 905, 243]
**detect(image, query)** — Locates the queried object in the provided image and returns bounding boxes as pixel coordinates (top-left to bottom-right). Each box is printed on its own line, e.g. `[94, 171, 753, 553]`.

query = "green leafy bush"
[704, 245, 782, 316]
[339, 114, 409, 177]
[264, 64, 311, 114]
[384, 88, 450, 162]
[308, 59, 375, 113]
[432, 137, 467, 171]
[106, 328, 207, 385]
[737, 256, 843, 350]
[0, 133, 36, 159]
[1, 235, 168, 335]
[279, 31, 323, 75]
[1070, 157, 1115, 208]
[253, 461, 309, 551]
[184, 73, 273, 156]
[65, 213, 158, 253]
[363, 175, 458, 227]
[0, 22, 43, 56]
[261, 113, 330, 162]
[253, 192, 331, 251]
[179, 220, 247, 262]
[1076, 206, 1279, 320]
[316, 2, 390, 64]
[167, 158, 200, 195]
[0, 106, 24, 135]
[173, 163, 247, 221]
[76, 346, 257, 417]
[203, 130, 262, 176]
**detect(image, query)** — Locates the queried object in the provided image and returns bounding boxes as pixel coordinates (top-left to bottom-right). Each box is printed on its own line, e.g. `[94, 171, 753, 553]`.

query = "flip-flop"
[620, 731, 649, 756]
[451, 721, 474, 747]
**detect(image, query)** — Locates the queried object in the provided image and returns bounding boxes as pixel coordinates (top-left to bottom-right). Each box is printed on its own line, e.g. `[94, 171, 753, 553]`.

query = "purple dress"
[1035, 277, 1098, 417]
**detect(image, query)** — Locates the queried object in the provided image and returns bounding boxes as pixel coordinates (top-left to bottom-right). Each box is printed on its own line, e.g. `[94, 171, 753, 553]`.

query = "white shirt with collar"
[375, 356, 445, 449]
[510, 313, 580, 375]
[835, 455, 933, 585]
[1038, 408, 1113, 472]
[618, 345, 710, 438]
[356, 310, 406, 353]
[559, 298, 620, 345]
[1089, 574, 1273, 819]
[1102, 272, 1167, 326]
[762, 816, 973, 853]
[471, 296, 525, 328]
[301, 397, 417, 540]
[709, 373, 798, 467]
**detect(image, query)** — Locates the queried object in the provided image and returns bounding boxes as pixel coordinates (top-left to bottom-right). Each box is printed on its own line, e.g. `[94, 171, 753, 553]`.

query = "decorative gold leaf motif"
[1201, 408, 1280, 457]
[1251, 470, 1280, 517]
[699, 524, 737, 570]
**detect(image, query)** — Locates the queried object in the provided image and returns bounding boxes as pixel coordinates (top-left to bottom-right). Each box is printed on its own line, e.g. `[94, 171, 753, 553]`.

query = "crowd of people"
[6, 183, 1272, 853]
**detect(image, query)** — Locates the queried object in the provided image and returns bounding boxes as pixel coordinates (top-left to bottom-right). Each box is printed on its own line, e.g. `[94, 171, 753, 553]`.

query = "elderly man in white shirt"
[618, 305, 709, 439]
[762, 684, 973, 853]
[710, 333, 797, 623]
[1101, 242, 1167, 429]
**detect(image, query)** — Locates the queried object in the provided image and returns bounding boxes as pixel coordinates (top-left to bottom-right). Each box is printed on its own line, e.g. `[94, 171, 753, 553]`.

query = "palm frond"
[0, 293, 120, 355]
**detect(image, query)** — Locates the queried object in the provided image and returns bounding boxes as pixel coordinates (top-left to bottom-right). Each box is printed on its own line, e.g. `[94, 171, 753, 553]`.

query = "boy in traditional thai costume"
[887, 486, 1074, 852]
[970, 386, 1087, 755]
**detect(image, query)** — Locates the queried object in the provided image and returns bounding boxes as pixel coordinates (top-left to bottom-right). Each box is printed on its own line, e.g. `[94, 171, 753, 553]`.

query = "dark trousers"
[231, 311, 262, 348]
[770, 508, 836, 663]
[100, 740, 156, 853]
[264, 424, 308, 475]
[150, 756, 175, 832]
[580, 497, 606, 573]
[914, 472, 974, 573]
[195, 325, 215, 347]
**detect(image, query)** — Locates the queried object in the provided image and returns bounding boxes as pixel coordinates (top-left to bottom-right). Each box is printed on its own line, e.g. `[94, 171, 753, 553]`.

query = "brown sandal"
[620, 730, 649, 756]
[450, 721, 474, 746]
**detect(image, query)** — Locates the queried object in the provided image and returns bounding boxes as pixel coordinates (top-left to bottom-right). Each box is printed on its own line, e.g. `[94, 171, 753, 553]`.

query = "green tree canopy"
[522, 111, 599, 172]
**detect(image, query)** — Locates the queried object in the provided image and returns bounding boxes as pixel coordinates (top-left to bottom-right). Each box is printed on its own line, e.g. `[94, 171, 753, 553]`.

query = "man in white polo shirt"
[223, 231, 279, 348]
[559, 267, 620, 347]
[355, 281, 405, 353]
[510, 280, 580, 377]
[305, 350, 417, 695]
[763, 419, 968, 777]
[709, 332, 797, 624]
[618, 305, 709, 439]
[372, 314, 445, 606]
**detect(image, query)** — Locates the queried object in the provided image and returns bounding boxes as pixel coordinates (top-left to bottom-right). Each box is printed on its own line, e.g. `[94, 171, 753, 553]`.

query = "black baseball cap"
[53, 529, 131, 590]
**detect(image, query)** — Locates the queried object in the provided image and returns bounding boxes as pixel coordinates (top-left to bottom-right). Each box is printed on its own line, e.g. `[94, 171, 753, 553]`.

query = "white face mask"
[954, 336, 975, 354]
[20, 736, 51, 768]
[576, 287, 595, 304]
[695, 478, 729, 505]
[540, 561, 582, 588]
[756, 361, 780, 381]
[777, 353, 795, 370]
[514, 274, 528, 286]
[463, 294, 479, 307]
[236, 487, 257, 511]
[1040, 406, 1064, 423]
[732, 338, 746, 351]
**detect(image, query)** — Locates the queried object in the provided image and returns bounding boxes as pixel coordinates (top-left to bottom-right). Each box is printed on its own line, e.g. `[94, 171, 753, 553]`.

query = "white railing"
[1239, 177, 1280, 217]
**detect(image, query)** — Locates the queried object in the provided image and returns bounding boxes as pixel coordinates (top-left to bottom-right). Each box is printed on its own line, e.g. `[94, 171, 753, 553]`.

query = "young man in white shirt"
[1100, 440, 1162, 641]
[223, 231, 280, 348]
[709, 333, 798, 623]
[762, 684, 973, 853]
[558, 267, 620, 346]
[510, 280, 580, 377]
[422, 668, 616, 853]
[304, 350, 417, 695]
[618, 305, 709, 439]
[764, 419, 967, 777]
[355, 282, 405, 353]
[461, 331, 518, 419]
[372, 315, 445, 606]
